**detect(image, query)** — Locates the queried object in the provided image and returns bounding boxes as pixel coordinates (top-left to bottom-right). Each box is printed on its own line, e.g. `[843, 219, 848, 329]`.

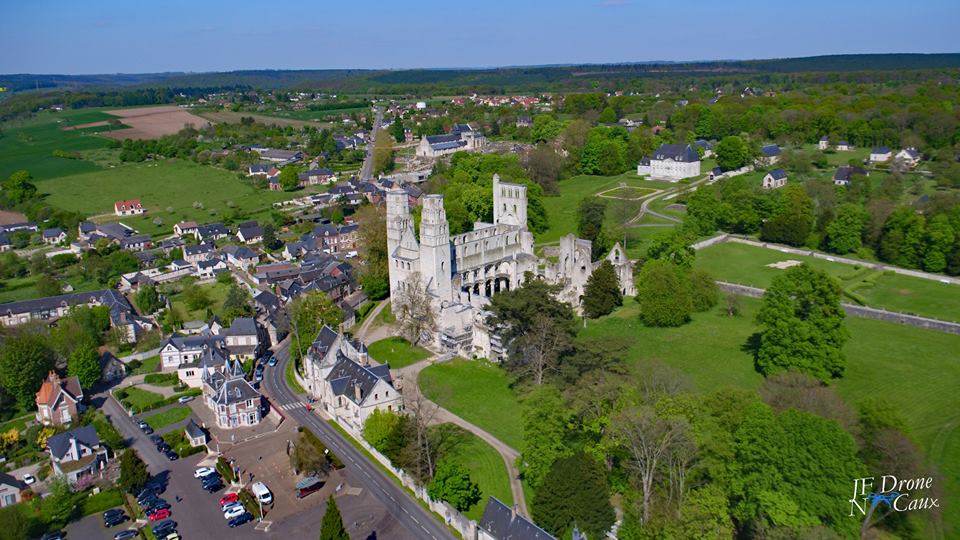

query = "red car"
[148, 508, 171, 521]
[219, 493, 239, 506]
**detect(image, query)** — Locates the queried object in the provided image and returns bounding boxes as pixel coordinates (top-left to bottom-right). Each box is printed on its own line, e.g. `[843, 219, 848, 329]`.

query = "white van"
[251, 482, 272, 505]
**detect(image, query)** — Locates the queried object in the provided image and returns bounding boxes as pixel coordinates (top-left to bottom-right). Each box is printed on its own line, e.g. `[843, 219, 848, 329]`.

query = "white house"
[160, 334, 225, 371]
[835, 141, 853, 151]
[762, 168, 788, 189]
[42, 228, 67, 245]
[46, 426, 109, 486]
[416, 124, 485, 158]
[869, 147, 892, 163]
[818, 136, 830, 150]
[637, 143, 701, 181]
[759, 144, 781, 165]
[114, 199, 145, 216]
[896, 148, 921, 168]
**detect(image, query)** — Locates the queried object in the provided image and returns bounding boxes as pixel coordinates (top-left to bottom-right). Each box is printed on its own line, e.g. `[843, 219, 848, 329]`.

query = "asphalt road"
[262, 338, 455, 540]
[359, 107, 384, 182]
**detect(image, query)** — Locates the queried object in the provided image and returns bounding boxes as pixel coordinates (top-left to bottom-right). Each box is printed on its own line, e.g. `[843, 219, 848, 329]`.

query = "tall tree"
[0, 331, 55, 407]
[390, 115, 405, 143]
[524, 144, 563, 195]
[756, 264, 848, 381]
[760, 185, 815, 247]
[577, 197, 608, 259]
[687, 269, 720, 312]
[3, 170, 38, 204]
[119, 449, 150, 494]
[288, 290, 342, 364]
[372, 129, 395, 175]
[715, 136, 751, 170]
[636, 260, 692, 327]
[279, 166, 300, 191]
[824, 203, 866, 254]
[427, 460, 482, 512]
[394, 273, 436, 346]
[582, 260, 623, 318]
[519, 385, 573, 488]
[134, 285, 162, 314]
[319, 495, 349, 540]
[532, 452, 616, 539]
[355, 205, 389, 299]
[514, 314, 572, 385]
[68, 340, 102, 389]
[221, 284, 254, 325]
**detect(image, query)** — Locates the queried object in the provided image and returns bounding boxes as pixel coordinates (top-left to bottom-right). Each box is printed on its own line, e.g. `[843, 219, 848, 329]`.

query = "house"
[195, 258, 228, 279]
[114, 199, 145, 216]
[304, 326, 403, 433]
[237, 223, 264, 244]
[869, 147, 892, 163]
[259, 149, 302, 163]
[478, 496, 555, 540]
[120, 272, 154, 291]
[196, 223, 230, 242]
[636, 143, 701, 181]
[297, 168, 335, 187]
[416, 124, 485, 158]
[221, 317, 265, 360]
[247, 163, 278, 177]
[174, 221, 199, 237]
[99, 351, 126, 383]
[762, 168, 788, 189]
[184, 242, 215, 264]
[759, 144, 781, 165]
[835, 141, 853, 151]
[0, 236, 9, 253]
[202, 361, 262, 429]
[47, 425, 110, 486]
[35, 371, 83, 426]
[896, 147, 921, 168]
[693, 139, 714, 158]
[834, 166, 869, 186]
[222, 245, 259, 271]
[0, 289, 149, 342]
[160, 334, 225, 371]
[0, 472, 22, 508]
[709, 166, 723, 181]
[516, 116, 533, 128]
[184, 419, 207, 447]
[119, 234, 151, 252]
[42, 228, 66, 245]
[169, 259, 193, 272]
[818, 136, 830, 150]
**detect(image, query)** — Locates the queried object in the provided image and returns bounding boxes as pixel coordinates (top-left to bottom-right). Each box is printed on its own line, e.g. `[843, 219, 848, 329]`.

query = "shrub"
[126, 359, 142, 371]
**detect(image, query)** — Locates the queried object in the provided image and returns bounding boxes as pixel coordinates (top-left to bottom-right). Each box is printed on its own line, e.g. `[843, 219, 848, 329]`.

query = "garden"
[367, 337, 431, 369]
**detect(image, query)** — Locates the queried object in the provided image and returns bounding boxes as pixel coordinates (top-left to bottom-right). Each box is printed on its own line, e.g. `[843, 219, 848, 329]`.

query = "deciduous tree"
[582, 260, 622, 318]
[394, 273, 436, 347]
[0, 331, 55, 407]
[636, 260, 692, 327]
[519, 385, 573, 488]
[427, 460, 481, 512]
[119, 449, 150, 494]
[68, 340, 102, 389]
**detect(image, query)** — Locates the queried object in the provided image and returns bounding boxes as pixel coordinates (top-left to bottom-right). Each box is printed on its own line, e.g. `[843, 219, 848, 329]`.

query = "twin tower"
[386, 175, 529, 307]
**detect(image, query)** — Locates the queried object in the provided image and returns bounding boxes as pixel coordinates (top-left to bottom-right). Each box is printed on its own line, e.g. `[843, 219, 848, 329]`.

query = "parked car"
[145, 500, 171, 512]
[157, 442, 171, 453]
[203, 480, 224, 493]
[251, 482, 272, 505]
[114, 530, 139, 540]
[148, 508, 171, 521]
[195, 466, 215, 478]
[22, 474, 36, 485]
[223, 505, 246, 520]
[268, 356, 278, 367]
[150, 435, 163, 444]
[152, 520, 176, 537]
[164, 450, 179, 461]
[141, 425, 154, 435]
[39, 533, 63, 540]
[228, 512, 254, 528]
[221, 501, 242, 514]
[103, 509, 127, 527]
[177, 395, 194, 404]
[164, 533, 182, 540]
[219, 493, 239, 506]
[295, 476, 324, 499]
[255, 371, 263, 382]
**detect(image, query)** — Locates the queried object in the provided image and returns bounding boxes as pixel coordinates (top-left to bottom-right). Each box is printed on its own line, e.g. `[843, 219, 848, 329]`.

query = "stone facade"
[387, 175, 636, 359]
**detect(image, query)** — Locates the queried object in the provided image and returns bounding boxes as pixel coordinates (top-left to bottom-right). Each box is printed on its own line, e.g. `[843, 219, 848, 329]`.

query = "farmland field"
[694, 241, 960, 322]
[99, 106, 211, 140]
[38, 159, 298, 236]
[199, 110, 333, 130]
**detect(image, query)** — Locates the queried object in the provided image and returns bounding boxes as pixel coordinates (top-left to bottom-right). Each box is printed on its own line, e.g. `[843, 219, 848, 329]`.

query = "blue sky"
[1, 0, 958, 74]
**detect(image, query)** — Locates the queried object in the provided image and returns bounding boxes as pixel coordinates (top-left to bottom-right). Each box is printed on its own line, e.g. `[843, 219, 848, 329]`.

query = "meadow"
[694, 241, 960, 322]
[0, 108, 120, 180]
[367, 337, 432, 369]
[442, 428, 513, 521]
[39, 159, 298, 236]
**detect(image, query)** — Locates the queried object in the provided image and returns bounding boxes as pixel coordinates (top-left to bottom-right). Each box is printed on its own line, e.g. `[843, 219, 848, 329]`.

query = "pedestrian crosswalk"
[276, 401, 305, 411]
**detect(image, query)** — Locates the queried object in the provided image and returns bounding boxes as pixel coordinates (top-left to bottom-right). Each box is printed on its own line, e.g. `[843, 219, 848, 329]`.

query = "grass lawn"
[441, 427, 512, 521]
[418, 359, 523, 450]
[120, 387, 165, 410]
[38, 159, 299, 237]
[539, 172, 677, 244]
[694, 241, 960, 322]
[165, 280, 232, 321]
[286, 359, 306, 394]
[0, 412, 33, 434]
[0, 109, 117, 181]
[582, 298, 960, 535]
[368, 337, 431, 369]
[130, 355, 160, 375]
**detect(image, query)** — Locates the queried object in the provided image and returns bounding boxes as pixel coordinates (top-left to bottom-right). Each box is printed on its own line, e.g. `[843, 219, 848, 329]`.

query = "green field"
[539, 172, 677, 244]
[130, 355, 161, 375]
[694, 241, 960, 322]
[166, 280, 233, 321]
[0, 109, 119, 180]
[255, 106, 369, 122]
[144, 406, 192, 430]
[419, 359, 523, 450]
[368, 337, 431, 369]
[120, 386, 165, 410]
[442, 428, 513, 521]
[39, 159, 298, 237]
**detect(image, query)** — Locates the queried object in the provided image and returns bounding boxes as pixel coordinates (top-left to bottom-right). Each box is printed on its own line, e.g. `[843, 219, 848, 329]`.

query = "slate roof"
[767, 168, 787, 180]
[872, 146, 891, 154]
[224, 317, 258, 337]
[761, 144, 781, 157]
[184, 243, 214, 257]
[261, 149, 301, 161]
[197, 223, 230, 238]
[43, 228, 65, 239]
[162, 333, 224, 352]
[212, 377, 260, 406]
[223, 245, 258, 260]
[834, 166, 868, 182]
[325, 354, 391, 406]
[249, 163, 273, 174]
[479, 497, 555, 540]
[425, 133, 462, 145]
[185, 419, 205, 441]
[0, 471, 21, 489]
[238, 225, 264, 240]
[0, 289, 132, 321]
[48, 425, 101, 460]
[652, 143, 699, 163]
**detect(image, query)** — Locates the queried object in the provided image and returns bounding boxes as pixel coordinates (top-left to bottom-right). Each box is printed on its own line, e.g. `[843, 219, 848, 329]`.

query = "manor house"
[387, 175, 635, 359]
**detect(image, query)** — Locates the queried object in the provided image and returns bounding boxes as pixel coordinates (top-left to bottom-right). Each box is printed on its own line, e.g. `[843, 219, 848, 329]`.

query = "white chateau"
[637, 143, 701, 181]
[387, 175, 635, 359]
[416, 124, 486, 158]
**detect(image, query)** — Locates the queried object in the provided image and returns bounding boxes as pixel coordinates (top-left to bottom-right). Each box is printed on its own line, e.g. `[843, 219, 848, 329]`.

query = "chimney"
[354, 382, 362, 402]
[512, 504, 519, 520]
[358, 348, 369, 366]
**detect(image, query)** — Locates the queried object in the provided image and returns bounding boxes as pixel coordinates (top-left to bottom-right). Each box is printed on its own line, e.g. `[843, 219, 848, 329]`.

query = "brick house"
[35, 371, 83, 426]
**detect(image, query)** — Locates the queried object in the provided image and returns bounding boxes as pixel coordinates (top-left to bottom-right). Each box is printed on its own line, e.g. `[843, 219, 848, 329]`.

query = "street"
[262, 338, 455, 540]
[359, 107, 384, 182]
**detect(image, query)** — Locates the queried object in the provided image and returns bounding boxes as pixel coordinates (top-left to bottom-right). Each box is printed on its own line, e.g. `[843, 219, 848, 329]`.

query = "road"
[262, 338, 455, 540]
[359, 107, 384, 182]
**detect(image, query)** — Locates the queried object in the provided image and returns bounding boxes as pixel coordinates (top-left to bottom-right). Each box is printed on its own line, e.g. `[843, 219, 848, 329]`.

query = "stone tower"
[492, 174, 528, 228]
[419, 194, 453, 303]
[386, 190, 415, 295]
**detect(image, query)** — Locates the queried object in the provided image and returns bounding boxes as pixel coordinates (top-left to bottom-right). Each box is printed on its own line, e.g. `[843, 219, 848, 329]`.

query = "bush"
[217, 456, 237, 483]
[114, 388, 129, 400]
[143, 373, 179, 386]
[126, 359, 142, 371]
[297, 426, 345, 469]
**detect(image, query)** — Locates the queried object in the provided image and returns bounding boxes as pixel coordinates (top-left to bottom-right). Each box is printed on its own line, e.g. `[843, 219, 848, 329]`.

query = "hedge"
[297, 426, 344, 469]
[216, 456, 237, 483]
[143, 373, 179, 386]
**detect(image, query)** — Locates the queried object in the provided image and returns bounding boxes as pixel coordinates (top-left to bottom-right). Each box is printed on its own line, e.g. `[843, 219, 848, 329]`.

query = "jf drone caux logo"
[850, 475, 941, 516]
